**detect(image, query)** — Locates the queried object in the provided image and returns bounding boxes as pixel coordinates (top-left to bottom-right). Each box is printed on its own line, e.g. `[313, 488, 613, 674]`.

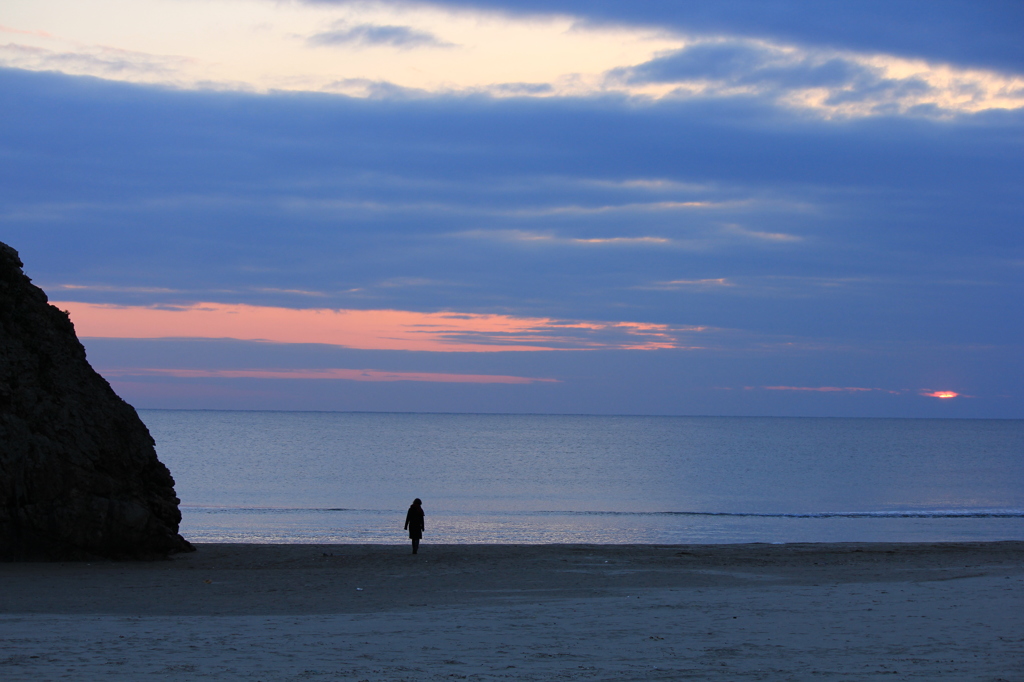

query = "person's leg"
[412, 538, 419, 554]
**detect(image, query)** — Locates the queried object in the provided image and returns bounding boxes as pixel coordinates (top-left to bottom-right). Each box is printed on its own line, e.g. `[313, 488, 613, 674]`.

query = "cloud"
[0, 24, 55, 39]
[98, 367, 557, 384]
[74, 335, 1019, 417]
[307, 23, 454, 49]
[456, 230, 672, 247]
[584, 178, 713, 192]
[1, 0, 680, 96]
[760, 385, 889, 393]
[56, 301, 710, 352]
[322, 78, 431, 99]
[619, 41, 864, 89]
[407, 0, 1024, 74]
[646, 278, 735, 291]
[49, 283, 183, 294]
[721, 224, 803, 242]
[571, 237, 669, 245]
[7, 0, 1021, 117]
[0, 42, 192, 81]
[1, 2, 1022, 417]
[251, 287, 329, 297]
[3, 68, 1022, 418]
[500, 200, 726, 217]
[488, 82, 554, 96]
[752, 386, 977, 400]
[609, 39, 1024, 117]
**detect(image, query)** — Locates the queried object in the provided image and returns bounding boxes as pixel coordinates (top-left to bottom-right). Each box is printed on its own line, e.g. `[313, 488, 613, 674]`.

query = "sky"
[1, 0, 1021, 417]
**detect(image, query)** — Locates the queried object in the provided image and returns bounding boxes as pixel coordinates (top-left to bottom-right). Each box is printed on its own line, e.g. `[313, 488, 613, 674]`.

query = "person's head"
[412, 498, 422, 507]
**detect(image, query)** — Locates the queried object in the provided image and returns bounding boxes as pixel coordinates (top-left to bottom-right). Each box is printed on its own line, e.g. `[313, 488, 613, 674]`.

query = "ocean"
[138, 411, 1024, 545]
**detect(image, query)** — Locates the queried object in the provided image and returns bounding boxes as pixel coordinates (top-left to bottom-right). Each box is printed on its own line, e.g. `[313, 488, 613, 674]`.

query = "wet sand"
[2, 542, 1022, 680]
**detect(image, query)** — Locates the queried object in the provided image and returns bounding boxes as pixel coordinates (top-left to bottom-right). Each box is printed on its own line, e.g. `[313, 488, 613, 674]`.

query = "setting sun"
[923, 391, 959, 399]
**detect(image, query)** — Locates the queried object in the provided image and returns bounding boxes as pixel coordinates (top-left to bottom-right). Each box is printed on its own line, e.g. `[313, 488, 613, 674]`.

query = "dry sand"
[1, 542, 1022, 680]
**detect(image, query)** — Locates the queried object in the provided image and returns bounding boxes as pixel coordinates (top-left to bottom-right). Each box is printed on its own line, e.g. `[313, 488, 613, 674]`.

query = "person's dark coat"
[404, 504, 424, 540]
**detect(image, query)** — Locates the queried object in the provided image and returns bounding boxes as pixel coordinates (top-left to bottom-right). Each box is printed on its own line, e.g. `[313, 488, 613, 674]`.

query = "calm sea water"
[138, 411, 1024, 544]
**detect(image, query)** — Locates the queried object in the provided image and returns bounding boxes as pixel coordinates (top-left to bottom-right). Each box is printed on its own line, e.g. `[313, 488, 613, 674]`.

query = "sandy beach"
[2, 542, 1022, 680]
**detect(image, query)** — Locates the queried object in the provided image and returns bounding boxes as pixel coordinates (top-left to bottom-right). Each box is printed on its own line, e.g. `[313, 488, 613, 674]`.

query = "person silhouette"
[404, 498, 425, 554]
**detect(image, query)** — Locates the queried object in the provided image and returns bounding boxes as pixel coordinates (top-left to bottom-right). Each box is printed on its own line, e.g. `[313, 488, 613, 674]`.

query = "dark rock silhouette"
[0, 241, 193, 560]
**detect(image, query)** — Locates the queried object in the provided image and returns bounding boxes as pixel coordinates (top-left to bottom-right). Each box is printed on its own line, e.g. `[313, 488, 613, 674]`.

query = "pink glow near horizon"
[54, 301, 692, 352]
[100, 367, 559, 384]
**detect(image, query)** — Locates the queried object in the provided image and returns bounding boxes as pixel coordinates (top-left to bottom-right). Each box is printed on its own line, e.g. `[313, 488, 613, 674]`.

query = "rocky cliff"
[0, 241, 193, 560]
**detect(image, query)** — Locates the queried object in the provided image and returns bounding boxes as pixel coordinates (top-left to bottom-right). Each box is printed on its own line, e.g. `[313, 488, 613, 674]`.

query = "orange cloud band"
[99, 367, 558, 384]
[55, 301, 693, 352]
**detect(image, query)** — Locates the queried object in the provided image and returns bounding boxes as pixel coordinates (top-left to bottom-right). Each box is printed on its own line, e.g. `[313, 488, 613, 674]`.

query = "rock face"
[0, 242, 193, 560]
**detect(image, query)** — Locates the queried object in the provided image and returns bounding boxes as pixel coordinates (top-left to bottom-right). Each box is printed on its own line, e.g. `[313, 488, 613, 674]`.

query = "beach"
[1, 542, 1022, 680]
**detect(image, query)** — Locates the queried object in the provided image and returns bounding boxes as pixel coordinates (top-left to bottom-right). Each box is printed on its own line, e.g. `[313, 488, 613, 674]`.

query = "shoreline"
[2, 541, 1022, 680]
[176, 506, 1024, 547]
[3, 541, 1021, 615]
